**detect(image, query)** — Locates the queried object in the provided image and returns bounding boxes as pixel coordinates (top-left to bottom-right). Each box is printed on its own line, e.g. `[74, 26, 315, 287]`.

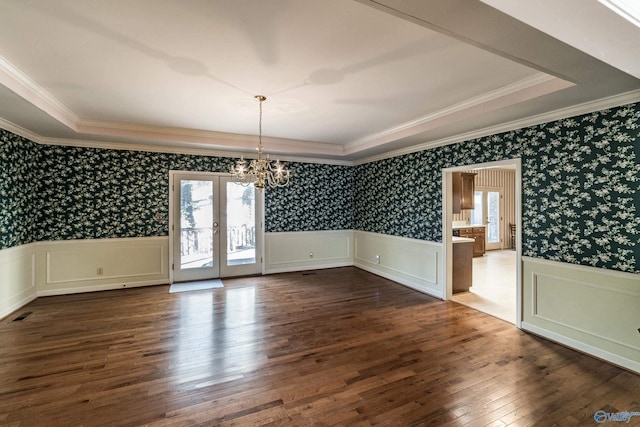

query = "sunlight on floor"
[451, 250, 516, 323]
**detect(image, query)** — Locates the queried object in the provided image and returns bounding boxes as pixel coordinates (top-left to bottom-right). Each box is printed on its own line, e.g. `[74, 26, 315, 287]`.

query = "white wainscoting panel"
[264, 230, 353, 274]
[353, 231, 443, 299]
[522, 256, 640, 373]
[37, 237, 169, 295]
[0, 244, 37, 320]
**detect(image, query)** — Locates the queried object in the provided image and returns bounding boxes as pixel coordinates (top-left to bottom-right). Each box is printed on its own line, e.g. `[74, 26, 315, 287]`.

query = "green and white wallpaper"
[265, 162, 353, 232]
[0, 131, 39, 248]
[0, 131, 350, 248]
[356, 103, 640, 273]
[1, 102, 639, 273]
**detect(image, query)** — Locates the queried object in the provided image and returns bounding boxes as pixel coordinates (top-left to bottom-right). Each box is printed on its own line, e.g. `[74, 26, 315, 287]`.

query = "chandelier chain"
[229, 95, 291, 189]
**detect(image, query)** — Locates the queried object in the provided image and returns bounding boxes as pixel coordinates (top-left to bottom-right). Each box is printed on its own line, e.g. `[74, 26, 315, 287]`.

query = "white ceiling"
[0, 0, 639, 162]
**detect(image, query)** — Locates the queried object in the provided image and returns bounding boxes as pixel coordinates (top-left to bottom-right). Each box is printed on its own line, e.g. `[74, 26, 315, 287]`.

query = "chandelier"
[229, 95, 291, 189]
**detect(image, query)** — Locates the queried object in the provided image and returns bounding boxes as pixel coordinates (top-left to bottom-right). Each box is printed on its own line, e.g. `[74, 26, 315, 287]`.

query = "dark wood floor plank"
[1, 267, 638, 426]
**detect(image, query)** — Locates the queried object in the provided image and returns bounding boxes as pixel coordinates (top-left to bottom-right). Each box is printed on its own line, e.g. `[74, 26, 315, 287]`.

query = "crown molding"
[0, 118, 352, 166]
[77, 119, 345, 157]
[353, 89, 640, 165]
[344, 73, 574, 155]
[0, 117, 44, 143]
[0, 55, 79, 130]
[5, 88, 640, 167]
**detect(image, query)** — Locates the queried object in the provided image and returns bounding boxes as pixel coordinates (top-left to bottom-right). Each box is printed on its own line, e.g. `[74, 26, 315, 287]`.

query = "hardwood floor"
[1, 267, 638, 426]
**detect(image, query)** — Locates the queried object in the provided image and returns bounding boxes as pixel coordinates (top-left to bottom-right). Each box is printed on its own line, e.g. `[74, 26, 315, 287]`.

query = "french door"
[471, 187, 503, 250]
[170, 172, 263, 282]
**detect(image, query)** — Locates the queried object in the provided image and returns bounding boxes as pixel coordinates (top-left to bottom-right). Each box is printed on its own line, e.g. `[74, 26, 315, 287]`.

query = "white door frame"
[473, 186, 504, 250]
[441, 158, 522, 328]
[168, 170, 265, 283]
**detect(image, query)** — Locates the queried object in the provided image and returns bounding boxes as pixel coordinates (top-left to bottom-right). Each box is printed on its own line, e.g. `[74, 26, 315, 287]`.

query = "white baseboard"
[355, 262, 444, 299]
[264, 261, 353, 275]
[353, 230, 444, 299]
[37, 279, 170, 297]
[0, 293, 38, 321]
[522, 321, 640, 374]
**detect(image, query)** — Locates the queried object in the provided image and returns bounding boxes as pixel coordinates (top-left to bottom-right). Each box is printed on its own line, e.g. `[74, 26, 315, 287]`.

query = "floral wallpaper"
[1, 101, 639, 273]
[0, 131, 39, 248]
[29, 146, 237, 242]
[265, 162, 353, 232]
[0, 129, 351, 247]
[356, 103, 640, 273]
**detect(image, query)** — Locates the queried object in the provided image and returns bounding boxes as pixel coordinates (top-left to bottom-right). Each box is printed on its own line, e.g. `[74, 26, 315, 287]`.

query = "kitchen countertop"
[452, 224, 486, 229]
[452, 236, 475, 243]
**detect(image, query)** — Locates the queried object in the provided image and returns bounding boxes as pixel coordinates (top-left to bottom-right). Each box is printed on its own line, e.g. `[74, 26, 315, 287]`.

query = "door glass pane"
[487, 191, 500, 243]
[180, 180, 214, 269]
[226, 182, 256, 266]
[471, 191, 483, 225]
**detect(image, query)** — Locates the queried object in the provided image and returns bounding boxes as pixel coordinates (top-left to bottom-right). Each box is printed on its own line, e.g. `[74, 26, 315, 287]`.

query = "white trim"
[355, 263, 444, 300]
[76, 120, 345, 157]
[352, 229, 443, 248]
[352, 230, 443, 299]
[0, 55, 79, 130]
[354, 89, 640, 165]
[264, 261, 353, 275]
[0, 293, 38, 321]
[529, 274, 640, 353]
[38, 235, 167, 246]
[346, 73, 574, 153]
[522, 255, 640, 280]
[0, 118, 45, 144]
[532, 271, 640, 299]
[264, 230, 354, 275]
[0, 119, 352, 166]
[37, 279, 169, 297]
[599, 0, 640, 28]
[441, 158, 523, 328]
[521, 321, 640, 374]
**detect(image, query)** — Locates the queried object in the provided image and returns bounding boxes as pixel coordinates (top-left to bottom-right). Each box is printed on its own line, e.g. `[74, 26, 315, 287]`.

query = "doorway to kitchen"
[169, 171, 263, 283]
[443, 159, 521, 326]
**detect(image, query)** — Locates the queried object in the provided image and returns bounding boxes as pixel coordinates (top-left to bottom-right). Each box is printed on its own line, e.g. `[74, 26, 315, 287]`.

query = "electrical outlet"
[309, 252, 314, 258]
[97, 267, 103, 275]
[376, 254, 380, 264]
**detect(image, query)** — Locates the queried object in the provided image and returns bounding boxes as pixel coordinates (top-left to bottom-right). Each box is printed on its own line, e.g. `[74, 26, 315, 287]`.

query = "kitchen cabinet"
[457, 226, 486, 257]
[452, 172, 476, 214]
[452, 239, 473, 293]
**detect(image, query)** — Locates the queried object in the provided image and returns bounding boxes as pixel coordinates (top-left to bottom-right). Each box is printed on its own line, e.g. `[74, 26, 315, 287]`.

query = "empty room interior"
[1, 1, 639, 425]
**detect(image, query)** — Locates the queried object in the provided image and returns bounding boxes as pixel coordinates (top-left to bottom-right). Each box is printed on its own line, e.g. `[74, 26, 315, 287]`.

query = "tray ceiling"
[0, 0, 639, 162]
